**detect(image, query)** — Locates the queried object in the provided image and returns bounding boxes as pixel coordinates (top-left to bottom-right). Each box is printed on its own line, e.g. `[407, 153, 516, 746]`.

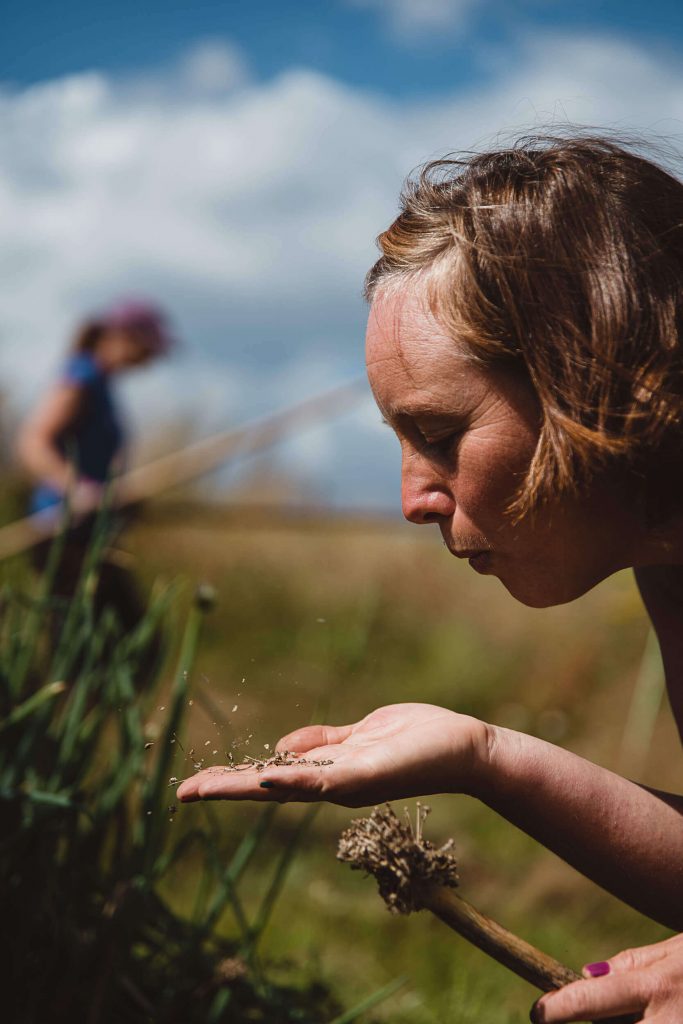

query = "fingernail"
[530, 999, 544, 1023]
[259, 780, 275, 789]
[584, 961, 610, 977]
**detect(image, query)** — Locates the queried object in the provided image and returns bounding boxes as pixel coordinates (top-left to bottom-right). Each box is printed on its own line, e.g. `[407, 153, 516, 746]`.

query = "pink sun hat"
[101, 298, 177, 355]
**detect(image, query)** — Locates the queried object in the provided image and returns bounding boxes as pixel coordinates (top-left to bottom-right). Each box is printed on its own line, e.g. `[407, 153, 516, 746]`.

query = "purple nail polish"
[585, 961, 610, 977]
[529, 999, 544, 1023]
[259, 780, 275, 789]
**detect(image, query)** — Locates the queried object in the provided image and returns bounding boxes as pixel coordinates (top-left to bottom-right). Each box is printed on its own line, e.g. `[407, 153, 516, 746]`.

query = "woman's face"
[365, 288, 642, 607]
[97, 329, 154, 372]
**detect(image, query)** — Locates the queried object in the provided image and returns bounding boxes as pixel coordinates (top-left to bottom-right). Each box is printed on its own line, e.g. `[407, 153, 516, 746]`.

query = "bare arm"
[17, 382, 86, 493]
[178, 699, 683, 929]
[478, 565, 683, 931]
[481, 725, 683, 930]
[179, 563, 683, 932]
[178, 570, 683, 1020]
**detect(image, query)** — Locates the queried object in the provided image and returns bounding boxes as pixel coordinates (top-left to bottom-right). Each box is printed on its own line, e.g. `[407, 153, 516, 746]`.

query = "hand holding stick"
[337, 804, 639, 1024]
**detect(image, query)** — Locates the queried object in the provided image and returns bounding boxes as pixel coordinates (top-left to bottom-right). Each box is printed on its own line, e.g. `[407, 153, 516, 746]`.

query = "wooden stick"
[338, 805, 640, 1024]
[416, 884, 639, 1024]
[415, 881, 578, 991]
[0, 378, 365, 561]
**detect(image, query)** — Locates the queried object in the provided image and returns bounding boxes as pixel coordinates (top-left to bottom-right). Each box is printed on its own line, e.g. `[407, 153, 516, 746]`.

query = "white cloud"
[349, 0, 477, 39]
[179, 39, 250, 94]
[2, 32, 683, 506]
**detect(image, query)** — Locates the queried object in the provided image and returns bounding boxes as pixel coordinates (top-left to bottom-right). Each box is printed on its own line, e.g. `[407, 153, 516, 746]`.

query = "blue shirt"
[31, 353, 125, 514]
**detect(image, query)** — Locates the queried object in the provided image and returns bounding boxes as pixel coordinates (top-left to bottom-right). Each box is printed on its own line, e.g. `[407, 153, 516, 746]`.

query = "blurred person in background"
[179, 137, 683, 1023]
[17, 299, 174, 633]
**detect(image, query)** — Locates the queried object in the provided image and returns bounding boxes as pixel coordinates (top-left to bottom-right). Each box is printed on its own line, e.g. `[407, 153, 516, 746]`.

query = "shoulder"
[61, 353, 103, 387]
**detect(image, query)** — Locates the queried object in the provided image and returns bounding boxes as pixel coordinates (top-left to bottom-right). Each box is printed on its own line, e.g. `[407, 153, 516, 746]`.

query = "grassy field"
[114, 500, 678, 1024]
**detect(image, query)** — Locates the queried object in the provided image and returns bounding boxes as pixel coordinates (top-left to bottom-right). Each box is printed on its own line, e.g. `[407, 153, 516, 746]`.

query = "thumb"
[276, 722, 355, 753]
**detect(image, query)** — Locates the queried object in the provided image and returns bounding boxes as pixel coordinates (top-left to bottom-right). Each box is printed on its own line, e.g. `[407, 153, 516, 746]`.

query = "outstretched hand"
[177, 703, 489, 807]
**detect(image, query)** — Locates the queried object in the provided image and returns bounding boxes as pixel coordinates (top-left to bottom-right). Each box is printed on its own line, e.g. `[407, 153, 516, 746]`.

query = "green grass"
[124, 504, 677, 1023]
[1, 491, 677, 1023]
[0, 511, 404, 1023]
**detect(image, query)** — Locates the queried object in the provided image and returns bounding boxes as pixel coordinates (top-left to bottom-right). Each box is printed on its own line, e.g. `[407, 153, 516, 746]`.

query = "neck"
[633, 512, 683, 567]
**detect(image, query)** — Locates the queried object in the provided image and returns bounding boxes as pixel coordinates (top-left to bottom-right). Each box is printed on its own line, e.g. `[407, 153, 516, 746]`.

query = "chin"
[495, 567, 603, 609]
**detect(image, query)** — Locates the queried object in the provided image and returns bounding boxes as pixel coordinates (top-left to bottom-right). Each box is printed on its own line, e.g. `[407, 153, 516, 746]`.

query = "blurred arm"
[16, 382, 85, 494]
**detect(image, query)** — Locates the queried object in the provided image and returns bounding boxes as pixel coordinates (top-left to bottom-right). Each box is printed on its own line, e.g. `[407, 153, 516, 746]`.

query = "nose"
[401, 449, 456, 525]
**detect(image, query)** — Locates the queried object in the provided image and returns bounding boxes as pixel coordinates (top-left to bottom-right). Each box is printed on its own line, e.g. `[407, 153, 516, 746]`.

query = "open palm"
[177, 703, 488, 807]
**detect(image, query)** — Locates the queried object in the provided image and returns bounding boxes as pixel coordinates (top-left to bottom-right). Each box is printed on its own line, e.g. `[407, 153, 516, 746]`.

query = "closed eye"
[381, 415, 463, 457]
[422, 430, 463, 456]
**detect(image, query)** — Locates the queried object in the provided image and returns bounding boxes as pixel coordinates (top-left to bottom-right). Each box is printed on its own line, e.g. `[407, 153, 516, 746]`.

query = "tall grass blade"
[247, 804, 319, 953]
[201, 803, 279, 935]
[0, 679, 66, 733]
[327, 976, 408, 1024]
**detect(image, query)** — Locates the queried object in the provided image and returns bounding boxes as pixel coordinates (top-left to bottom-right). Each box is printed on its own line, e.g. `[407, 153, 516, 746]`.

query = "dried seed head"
[337, 804, 458, 915]
[215, 955, 248, 982]
[195, 583, 217, 611]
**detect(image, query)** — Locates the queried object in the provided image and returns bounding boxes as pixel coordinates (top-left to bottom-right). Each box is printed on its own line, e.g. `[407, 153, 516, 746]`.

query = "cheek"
[452, 436, 534, 525]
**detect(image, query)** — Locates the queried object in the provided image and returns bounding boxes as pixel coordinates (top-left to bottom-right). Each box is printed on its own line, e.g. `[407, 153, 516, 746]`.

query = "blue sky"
[3, 1, 683, 508]
[5, 0, 683, 97]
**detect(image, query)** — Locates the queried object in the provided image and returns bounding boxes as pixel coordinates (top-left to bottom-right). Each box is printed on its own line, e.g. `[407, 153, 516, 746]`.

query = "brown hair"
[366, 134, 683, 520]
[72, 320, 106, 353]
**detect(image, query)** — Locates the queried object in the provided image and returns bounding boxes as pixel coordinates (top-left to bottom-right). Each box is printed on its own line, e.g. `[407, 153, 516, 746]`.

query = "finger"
[177, 761, 335, 803]
[533, 974, 647, 1022]
[586, 935, 683, 977]
[276, 722, 355, 753]
[177, 767, 268, 802]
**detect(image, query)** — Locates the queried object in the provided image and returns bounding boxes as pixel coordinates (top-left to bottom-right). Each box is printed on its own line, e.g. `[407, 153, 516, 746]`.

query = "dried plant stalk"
[338, 804, 639, 1024]
[417, 881, 578, 991]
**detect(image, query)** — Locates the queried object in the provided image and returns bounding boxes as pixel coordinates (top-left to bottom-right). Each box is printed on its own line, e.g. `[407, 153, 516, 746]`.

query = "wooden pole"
[415, 884, 639, 1023]
[411, 884, 643, 1019]
[416, 881, 578, 991]
[0, 378, 366, 561]
[338, 806, 640, 1024]
[413, 880, 581, 991]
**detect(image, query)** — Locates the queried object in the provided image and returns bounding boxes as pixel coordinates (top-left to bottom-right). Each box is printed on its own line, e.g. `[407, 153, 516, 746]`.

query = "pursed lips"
[444, 541, 492, 558]
[438, 526, 494, 564]
[442, 542, 495, 573]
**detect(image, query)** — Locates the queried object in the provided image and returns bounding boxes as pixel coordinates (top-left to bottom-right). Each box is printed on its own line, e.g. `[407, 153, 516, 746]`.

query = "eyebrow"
[382, 402, 459, 422]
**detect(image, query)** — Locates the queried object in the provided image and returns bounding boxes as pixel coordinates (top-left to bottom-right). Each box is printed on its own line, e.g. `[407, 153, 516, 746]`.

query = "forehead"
[365, 288, 488, 415]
